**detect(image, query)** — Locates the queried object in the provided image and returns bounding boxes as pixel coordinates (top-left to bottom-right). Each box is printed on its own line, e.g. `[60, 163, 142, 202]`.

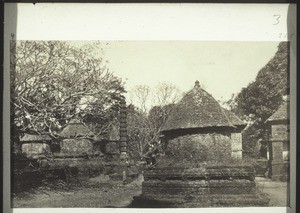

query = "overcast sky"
[98, 41, 279, 108]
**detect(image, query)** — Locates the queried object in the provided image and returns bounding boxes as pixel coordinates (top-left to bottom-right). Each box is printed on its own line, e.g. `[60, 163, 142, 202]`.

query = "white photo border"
[3, 3, 297, 213]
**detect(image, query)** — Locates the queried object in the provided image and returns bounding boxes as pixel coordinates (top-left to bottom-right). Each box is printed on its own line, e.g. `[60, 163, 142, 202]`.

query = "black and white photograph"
[10, 40, 291, 208]
[3, 3, 296, 213]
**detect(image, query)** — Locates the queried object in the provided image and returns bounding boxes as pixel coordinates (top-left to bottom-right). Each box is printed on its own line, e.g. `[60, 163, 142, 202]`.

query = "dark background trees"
[229, 42, 289, 158]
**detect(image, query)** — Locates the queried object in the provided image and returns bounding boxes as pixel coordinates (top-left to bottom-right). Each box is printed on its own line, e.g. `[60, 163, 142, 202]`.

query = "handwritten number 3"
[273, 14, 281, 25]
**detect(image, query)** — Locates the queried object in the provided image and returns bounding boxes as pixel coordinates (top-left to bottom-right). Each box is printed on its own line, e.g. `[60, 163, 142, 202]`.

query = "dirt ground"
[13, 180, 142, 208]
[12, 176, 289, 208]
[255, 177, 289, 207]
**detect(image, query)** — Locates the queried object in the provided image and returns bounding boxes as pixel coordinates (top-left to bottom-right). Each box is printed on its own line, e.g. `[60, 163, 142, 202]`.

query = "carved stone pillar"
[119, 97, 128, 160]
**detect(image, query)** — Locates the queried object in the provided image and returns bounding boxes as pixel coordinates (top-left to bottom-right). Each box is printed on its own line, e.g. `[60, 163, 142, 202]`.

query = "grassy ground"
[12, 176, 288, 208]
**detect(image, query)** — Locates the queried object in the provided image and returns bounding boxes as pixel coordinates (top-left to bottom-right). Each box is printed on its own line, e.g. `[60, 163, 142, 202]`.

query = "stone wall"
[105, 141, 120, 155]
[60, 138, 93, 154]
[271, 124, 288, 139]
[268, 160, 289, 181]
[268, 122, 289, 181]
[165, 133, 232, 163]
[22, 143, 51, 157]
[133, 165, 269, 207]
[231, 133, 242, 159]
[271, 124, 289, 161]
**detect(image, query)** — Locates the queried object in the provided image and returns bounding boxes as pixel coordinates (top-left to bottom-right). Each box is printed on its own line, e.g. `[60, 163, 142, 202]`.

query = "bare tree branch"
[11, 41, 125, 139]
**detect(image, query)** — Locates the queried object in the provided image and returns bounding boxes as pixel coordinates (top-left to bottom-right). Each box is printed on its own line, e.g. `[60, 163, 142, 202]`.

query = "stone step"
[133, 194, 270, 207]
[144, 171, 254, 181]
[143, 179, 255, 188]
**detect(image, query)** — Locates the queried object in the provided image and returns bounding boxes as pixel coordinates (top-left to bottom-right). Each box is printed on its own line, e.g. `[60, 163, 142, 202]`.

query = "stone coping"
[144, 166, 255, 181]
[269, 138, 289, 142]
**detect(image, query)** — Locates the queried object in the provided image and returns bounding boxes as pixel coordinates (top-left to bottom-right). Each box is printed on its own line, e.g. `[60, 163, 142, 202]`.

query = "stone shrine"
[20, 133, 52, 157]
[59, 119, 94, 154]
[266, 98, 289, 181]
[133, 81, 269, 207]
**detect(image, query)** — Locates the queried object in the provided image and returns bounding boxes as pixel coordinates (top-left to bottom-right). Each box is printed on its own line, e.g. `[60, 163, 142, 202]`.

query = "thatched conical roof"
[222, 108, 247, 128]
[161, 81, 246, 132]
[267, 101, 289, 123]
[60, 119, 94, 138]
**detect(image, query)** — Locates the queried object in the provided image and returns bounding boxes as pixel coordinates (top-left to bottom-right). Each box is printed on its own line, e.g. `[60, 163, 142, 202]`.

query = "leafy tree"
[11, 41, 125, 148]
[231, 42, 289, 158]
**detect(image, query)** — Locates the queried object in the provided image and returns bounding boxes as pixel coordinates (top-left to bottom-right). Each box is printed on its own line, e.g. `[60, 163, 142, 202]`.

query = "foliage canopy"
[11, 41, 125, 142]
[230, 42, 289, 157]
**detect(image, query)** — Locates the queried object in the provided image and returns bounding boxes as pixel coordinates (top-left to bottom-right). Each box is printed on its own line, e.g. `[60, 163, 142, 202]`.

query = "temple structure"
[266, 99, 289, 181]
[133, 81, 269, 207]
[160, 80, 246, 161]
[59, 119, 94, 154]
[119, 96, 128, 160]
[20, 133, 52, 157]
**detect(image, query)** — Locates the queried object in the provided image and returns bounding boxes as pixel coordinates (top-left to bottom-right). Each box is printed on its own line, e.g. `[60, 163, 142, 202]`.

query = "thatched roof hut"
[265, 99, 289, 181]
[222, 108, 247, 130]
[161, 80, 246, 133]
[266, 101, 289, 123]
[134, 81, 269, 207]
[60, 119, 94, 138]
[159, 81, 246, 162]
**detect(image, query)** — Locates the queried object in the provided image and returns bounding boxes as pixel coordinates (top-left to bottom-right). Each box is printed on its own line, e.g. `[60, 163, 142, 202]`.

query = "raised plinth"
[133, 165, 269, 207]
[268, 160, 289, 181]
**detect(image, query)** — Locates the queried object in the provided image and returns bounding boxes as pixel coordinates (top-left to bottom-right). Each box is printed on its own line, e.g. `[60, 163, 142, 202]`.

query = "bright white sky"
[99, 41, 279, 107]
[6, 3, 288, 110]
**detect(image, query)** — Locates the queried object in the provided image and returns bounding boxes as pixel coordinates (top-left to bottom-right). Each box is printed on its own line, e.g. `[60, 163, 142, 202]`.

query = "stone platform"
[132, 165, 269, 207]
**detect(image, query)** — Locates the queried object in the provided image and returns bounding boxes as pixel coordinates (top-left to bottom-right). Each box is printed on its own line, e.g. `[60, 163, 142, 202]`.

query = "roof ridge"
[161, 81, 244, 132]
